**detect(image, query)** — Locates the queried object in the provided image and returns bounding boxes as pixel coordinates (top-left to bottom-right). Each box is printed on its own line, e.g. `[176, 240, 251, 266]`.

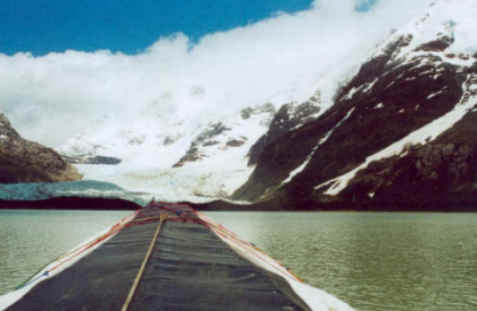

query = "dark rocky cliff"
[0, 113, 82, 183]
[340, 106, 477, 210]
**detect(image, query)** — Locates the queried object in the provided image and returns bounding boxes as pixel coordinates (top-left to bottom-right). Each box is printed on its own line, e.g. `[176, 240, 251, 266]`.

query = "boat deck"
[6, 202, 310, 311]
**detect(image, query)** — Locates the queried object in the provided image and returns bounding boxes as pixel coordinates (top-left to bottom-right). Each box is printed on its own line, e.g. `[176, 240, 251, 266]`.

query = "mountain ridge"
[232, 0, 477, 210]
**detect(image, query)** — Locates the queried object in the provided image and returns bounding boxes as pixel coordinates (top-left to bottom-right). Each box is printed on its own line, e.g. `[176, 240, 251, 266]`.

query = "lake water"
[1, 210, 477, 311]
[0, 210, 131, 295]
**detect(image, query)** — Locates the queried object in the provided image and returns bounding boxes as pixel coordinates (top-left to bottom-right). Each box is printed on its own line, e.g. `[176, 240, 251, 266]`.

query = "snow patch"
[418, 69, 435, 76]
[386, 80, 396, 89]
[342, 79, 377, 101]
[343, 87, 360, 100]
[427, 89, 445, 99]
[362, 78, 379, 93]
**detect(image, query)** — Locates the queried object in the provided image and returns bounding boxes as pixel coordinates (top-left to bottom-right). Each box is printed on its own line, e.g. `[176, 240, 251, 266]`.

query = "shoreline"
[1, 196, 476, 212]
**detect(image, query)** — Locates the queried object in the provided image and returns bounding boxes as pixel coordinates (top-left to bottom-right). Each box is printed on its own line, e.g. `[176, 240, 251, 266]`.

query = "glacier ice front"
[0, 180, 145, 203]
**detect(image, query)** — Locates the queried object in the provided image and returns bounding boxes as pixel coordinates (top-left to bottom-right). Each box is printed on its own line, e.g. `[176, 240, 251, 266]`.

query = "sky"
[0, 0, 379, 56]
[0, 0, 430, 147]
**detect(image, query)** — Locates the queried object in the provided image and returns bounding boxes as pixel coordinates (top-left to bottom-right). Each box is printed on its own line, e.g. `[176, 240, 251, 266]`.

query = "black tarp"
[7, 203, 310, 311]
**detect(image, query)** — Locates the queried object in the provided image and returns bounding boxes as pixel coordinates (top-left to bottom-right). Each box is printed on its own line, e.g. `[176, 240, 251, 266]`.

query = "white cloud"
[0, 0, 430, 147]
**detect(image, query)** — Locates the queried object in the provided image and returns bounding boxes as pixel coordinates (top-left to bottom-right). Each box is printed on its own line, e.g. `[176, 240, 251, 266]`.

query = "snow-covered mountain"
[234, 0, 477, 210]
[58, 0, 477, 210]
[58, 97, 324, 202]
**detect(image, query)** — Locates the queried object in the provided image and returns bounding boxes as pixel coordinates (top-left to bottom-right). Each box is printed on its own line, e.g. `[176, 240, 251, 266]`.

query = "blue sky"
[0, 0, 377, 56]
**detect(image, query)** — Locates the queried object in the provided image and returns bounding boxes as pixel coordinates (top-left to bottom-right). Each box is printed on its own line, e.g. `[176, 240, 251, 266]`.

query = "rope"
[127, 216, 165, 226]
[121, 213, 168, 311]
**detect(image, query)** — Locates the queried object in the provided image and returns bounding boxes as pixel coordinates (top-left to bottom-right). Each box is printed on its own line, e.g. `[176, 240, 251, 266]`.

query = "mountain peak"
[386, 0, 477, 56]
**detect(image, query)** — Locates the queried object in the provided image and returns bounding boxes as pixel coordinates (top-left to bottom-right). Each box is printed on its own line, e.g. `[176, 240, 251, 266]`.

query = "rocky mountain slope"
[0, 113, 81, 183]
[233, 0, 477, 210]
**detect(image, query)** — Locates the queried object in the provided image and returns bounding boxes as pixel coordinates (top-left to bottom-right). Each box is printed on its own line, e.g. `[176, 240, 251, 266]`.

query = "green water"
[208, 212, 477, 311]
[1, 211, 477, 311]
[0, 209, 131, 295]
